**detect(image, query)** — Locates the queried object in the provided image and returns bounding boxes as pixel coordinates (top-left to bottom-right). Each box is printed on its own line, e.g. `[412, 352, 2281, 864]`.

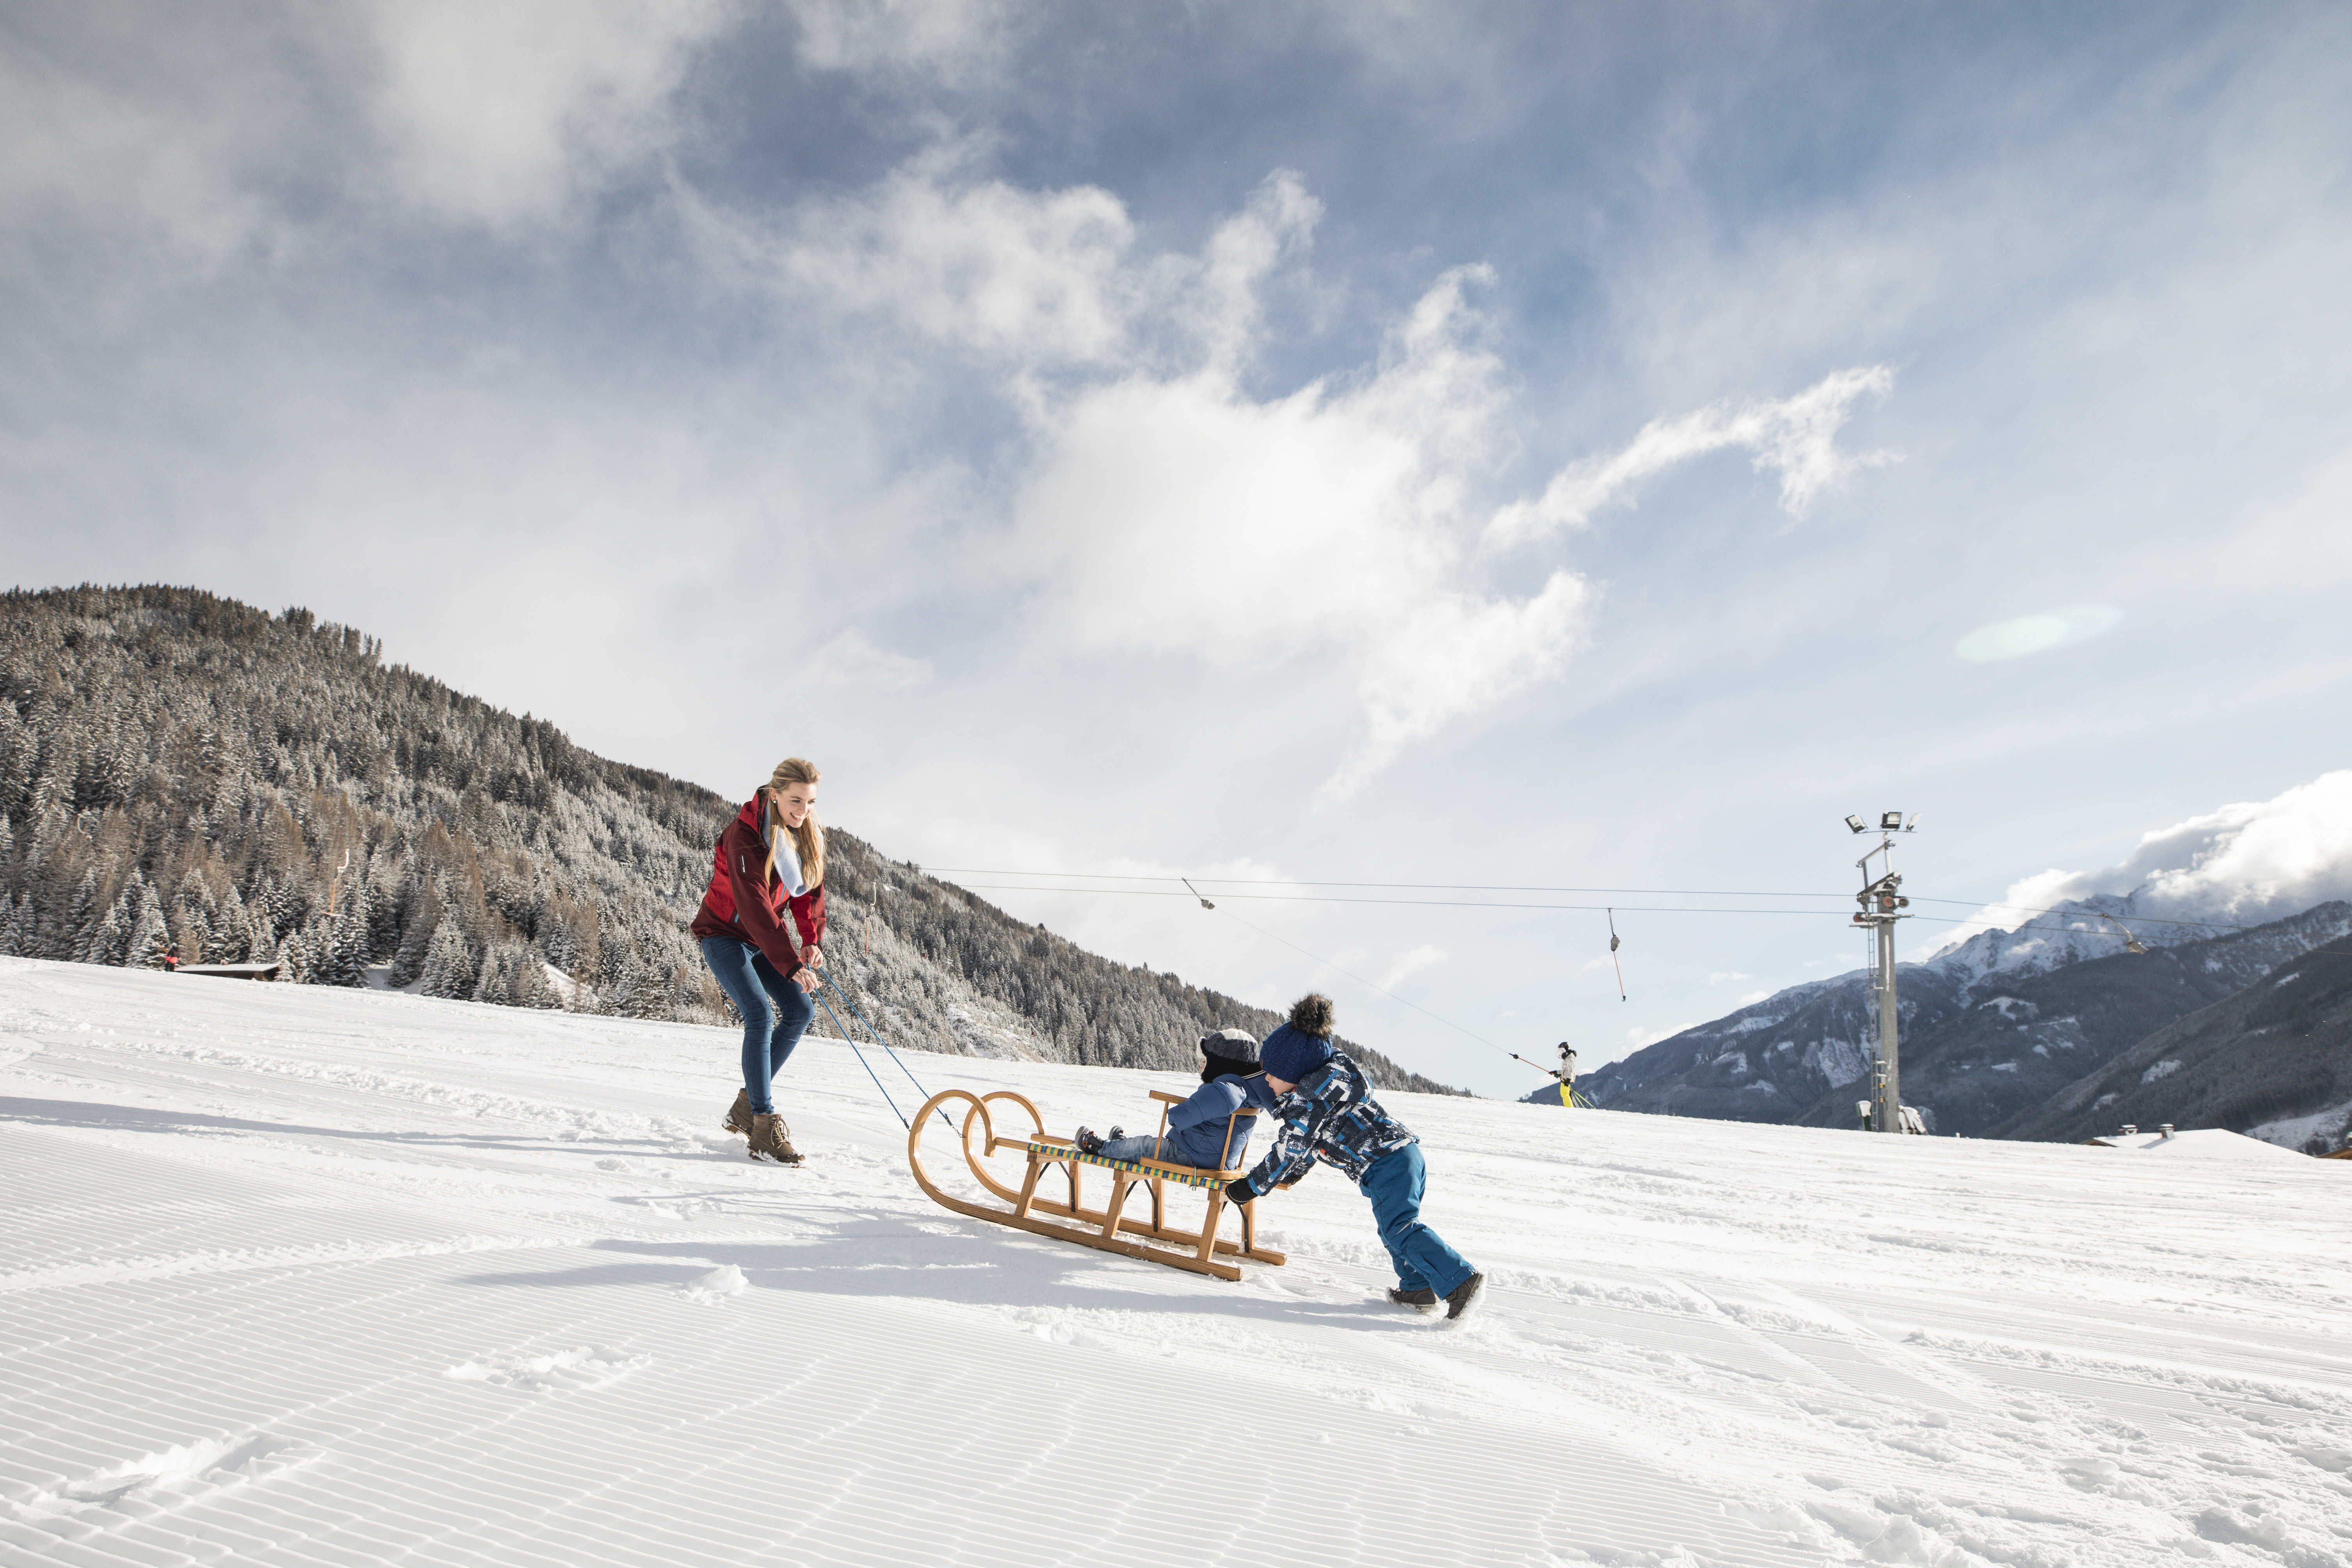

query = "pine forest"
[0, 585, 1462, 1095]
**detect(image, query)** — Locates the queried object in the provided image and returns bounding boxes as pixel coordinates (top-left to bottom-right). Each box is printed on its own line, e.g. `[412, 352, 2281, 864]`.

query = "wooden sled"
[906, 1087, 1286, 1282]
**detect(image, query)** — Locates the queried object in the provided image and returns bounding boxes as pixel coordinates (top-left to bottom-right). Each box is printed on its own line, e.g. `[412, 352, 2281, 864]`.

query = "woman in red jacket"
[690, 758, 828, 1164]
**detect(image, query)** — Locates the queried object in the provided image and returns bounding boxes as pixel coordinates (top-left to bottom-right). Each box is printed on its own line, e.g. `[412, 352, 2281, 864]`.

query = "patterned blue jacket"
[1223, 1051, 1417, 1203]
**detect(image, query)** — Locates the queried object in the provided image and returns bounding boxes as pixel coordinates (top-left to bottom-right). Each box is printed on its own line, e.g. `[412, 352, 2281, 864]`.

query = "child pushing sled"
[1222, 994, 1487, 1323]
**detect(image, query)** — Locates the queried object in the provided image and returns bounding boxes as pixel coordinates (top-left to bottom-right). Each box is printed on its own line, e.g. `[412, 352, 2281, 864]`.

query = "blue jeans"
[699, 936, 813, 1114]
[1359, 1145, 1475, 1297]
[1095, 1134, 1180, 1163]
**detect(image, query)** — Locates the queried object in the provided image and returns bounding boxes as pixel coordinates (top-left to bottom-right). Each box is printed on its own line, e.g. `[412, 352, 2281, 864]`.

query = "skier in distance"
[691, 758, 829, 1165]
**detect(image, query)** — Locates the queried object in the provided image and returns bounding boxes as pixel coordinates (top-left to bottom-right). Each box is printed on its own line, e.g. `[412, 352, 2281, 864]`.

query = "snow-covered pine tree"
[212, 883, 253, 963]
[64, 868, 103, 962]
[418, 918, 475, 999]
[322, 892, 370, 987]
[469, 940, 515, 1006]
[170, 869, 213, 965]
[125, 882, 170, 968]
[386, 881, 440, 988]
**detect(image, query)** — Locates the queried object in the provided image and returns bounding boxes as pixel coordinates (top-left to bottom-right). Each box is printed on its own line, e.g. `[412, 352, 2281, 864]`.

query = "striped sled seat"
[906, 1087, 1285, 1282]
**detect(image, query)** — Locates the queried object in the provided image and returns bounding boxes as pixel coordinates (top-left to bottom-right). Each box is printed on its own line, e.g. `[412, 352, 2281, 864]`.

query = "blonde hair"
[765, 757, 826, 890]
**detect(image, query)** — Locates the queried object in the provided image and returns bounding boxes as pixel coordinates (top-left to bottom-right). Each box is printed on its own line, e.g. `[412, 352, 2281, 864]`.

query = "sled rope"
[819, 971, 938, 1100]
[811, 987, 911, 1129]
[817, 970, 959, 1136]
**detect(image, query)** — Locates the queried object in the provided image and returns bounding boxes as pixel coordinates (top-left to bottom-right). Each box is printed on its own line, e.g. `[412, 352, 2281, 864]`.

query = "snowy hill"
[0, 584, 1456, 1093]
[5, 956, 2348, 1567]
[1579, 902, 2352, 1136]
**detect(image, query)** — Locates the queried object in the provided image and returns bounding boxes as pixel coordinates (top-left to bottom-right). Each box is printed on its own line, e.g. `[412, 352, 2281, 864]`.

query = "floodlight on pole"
[1845, 815, 1869, 834]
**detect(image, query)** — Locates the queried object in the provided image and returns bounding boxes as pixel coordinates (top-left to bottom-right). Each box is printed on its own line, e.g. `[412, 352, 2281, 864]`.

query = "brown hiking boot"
[747, 1112, 802, 1165]
[723, 1088, 753, 1136]
[1443, 1271, 1486, 1324]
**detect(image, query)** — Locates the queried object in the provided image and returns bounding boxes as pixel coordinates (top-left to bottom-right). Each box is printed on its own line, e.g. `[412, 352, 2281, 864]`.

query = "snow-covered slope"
[4, 957, 2347, 1567]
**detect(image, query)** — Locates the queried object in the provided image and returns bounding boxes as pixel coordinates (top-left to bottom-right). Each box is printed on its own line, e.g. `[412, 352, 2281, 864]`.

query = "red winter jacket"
[690, 797, 828, 977]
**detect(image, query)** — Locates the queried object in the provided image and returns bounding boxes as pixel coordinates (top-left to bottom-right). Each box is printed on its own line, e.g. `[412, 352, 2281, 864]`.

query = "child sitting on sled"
[1222, 994, 1486, 1323]
[1074, 1029, 1277, 1171]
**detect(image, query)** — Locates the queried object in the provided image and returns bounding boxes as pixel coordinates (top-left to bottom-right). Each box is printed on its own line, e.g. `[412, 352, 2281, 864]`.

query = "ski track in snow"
[1, 956, 2348, 1567]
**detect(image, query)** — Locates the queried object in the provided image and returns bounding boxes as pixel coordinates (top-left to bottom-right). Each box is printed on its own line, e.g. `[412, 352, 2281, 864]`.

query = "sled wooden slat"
[907, 1087, 1286, 1281]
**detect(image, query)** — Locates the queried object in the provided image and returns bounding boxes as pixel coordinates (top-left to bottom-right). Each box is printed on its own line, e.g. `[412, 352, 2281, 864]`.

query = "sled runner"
[906, 1087, 1286, 1282]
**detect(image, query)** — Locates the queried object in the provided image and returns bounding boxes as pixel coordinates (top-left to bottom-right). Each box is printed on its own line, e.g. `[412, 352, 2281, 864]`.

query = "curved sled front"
[906, 1088, 1284, 1282]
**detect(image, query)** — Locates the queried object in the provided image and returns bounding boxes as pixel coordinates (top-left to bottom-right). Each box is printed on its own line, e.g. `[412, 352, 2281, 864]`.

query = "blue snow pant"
[699, 936, 813, 1115]
[1358, 1144, 1476, 1298]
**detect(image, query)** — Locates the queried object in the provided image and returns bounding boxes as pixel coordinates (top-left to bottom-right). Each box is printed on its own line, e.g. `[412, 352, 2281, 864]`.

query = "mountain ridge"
[1569, 895, 2352, 1146]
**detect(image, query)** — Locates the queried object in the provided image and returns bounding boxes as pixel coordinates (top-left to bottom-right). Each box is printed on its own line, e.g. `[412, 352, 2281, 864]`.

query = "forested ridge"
[0, 585, 1462, 1094]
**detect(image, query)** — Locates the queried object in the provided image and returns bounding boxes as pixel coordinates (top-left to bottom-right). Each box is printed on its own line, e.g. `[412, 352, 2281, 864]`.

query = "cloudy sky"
[6, 2, 2350, 1094]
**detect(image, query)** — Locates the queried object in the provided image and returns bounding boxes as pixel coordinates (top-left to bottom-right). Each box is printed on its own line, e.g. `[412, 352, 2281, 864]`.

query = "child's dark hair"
[1288, 993, 1336, 1038]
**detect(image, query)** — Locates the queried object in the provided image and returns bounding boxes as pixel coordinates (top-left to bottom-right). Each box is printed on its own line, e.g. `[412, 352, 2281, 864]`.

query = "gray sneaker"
[1443, 1272, 1486, 1324]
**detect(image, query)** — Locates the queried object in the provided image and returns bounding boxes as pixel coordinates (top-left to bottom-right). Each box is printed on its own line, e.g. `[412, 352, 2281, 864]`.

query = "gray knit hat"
[1199, 1027, 1261, 1080]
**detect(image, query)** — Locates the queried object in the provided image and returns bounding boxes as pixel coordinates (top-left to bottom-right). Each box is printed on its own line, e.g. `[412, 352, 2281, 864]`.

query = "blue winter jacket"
[1165, 1075, 1279, 1169]
[1223, 1051, 1418, 1203]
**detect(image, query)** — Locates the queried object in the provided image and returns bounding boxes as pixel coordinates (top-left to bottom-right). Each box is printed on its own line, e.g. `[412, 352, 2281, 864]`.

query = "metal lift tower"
[1845, 811, 1917, 1134]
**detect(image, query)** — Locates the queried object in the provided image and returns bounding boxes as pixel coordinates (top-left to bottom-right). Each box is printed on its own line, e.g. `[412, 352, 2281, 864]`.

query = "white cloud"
[692, 158, 1910, 802]
[1328, 570, 1590, 803]
[1485, 365, 1899, 547]
[1953, 605, 2124, 663]
[359, 0, 732, 228]
[1375, 943, 1448, 990]
[0, 2, 733, 267]
[1937, 769, 2352, 949]
[1007, 257, 1593, 799]
[0, 20, 303, 271]
[755, 157, 1145, 366]
[1707, 970, 1753, 985]
[783, 0, 1020, 84]
[805, 629, 932, 691]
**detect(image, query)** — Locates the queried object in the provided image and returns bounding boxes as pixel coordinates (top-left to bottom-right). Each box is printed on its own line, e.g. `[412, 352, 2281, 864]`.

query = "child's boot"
[1386, 1287, 1438, 1313]
[1443, 1271, 1486, 1324]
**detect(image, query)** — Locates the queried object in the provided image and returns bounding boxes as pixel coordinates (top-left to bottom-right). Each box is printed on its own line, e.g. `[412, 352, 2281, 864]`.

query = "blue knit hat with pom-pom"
[1260, 1023, 1336, 1084]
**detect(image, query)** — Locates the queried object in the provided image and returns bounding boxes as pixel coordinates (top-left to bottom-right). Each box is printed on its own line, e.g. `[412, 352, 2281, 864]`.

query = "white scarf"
[767, 810, 810, 898]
